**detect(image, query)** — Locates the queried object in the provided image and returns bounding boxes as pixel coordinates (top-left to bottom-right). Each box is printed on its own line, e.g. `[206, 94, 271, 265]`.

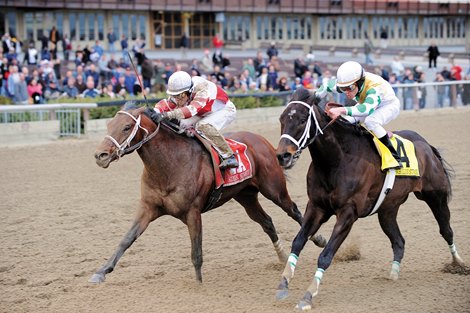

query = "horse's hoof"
[295, 299, 312, 311]
[89, 273, 105, 283]
[452, 254, 465, 267]
[310, 234, 327, 248]
[276, 289, 289, 300]
[389, 271, 399, 281]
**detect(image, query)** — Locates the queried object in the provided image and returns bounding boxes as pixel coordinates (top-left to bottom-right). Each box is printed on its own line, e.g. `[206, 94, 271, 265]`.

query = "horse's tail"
[431, 145, 454, 201]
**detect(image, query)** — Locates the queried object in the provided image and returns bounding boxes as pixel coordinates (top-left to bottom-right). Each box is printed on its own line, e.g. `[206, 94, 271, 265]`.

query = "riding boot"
[378, 135, 402, 168]
[197, 124, 239, 169]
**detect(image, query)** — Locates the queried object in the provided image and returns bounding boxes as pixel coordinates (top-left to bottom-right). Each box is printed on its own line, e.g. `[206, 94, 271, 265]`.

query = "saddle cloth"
[190, 128, 253, 189]
[372, 133, 420, 177]
[209, 138, 253, 188]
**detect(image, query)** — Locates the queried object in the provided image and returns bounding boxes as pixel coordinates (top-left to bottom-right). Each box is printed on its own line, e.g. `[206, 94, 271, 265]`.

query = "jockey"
[147, 70, 239, 169]
[316, 61, 402, 167]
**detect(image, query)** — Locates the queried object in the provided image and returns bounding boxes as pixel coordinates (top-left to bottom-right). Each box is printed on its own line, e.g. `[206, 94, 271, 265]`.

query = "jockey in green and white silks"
[316, 61, 402, 168]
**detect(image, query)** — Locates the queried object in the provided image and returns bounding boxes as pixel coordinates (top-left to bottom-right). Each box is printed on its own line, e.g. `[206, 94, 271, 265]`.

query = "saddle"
[189, 129, 253, 186]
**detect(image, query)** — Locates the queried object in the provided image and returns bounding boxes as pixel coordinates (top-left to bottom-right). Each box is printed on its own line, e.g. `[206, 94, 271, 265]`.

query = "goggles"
[172, 92, 187, 100]
[338, 84, 356, 92]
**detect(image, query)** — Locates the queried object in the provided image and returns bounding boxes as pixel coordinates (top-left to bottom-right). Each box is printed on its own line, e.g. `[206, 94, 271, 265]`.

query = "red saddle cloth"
[190, 129, 253, 189]
[211, 138, 253, 188]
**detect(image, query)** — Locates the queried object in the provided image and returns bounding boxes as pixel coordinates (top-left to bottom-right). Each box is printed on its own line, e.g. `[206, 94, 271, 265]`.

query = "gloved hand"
[145, 107, 166, 124]
[315, 78, 337, 99]
[314, 85, 327, 99]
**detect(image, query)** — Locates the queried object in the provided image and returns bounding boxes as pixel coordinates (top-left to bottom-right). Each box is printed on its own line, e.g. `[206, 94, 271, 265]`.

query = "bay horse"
[274, 88, 466, 310]
[90, 106, 326, 284]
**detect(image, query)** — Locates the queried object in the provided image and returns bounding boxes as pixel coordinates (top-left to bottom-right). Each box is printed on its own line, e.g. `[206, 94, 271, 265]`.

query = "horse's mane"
[291, 88, 370, 139]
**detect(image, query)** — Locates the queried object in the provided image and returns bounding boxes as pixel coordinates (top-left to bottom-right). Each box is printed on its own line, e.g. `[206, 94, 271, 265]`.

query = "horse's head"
[94, 106, 157, 168]
[276, 88, 324, 169]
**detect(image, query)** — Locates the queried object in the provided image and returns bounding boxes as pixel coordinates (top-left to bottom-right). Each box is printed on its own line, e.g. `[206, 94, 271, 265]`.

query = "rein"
[105, 110, 160, 158]
[280, 100, 334, 153]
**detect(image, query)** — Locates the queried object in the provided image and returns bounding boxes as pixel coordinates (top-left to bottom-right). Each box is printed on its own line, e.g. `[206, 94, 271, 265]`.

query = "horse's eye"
[123, 124, 131, 132]
[300, 118, 307, 124]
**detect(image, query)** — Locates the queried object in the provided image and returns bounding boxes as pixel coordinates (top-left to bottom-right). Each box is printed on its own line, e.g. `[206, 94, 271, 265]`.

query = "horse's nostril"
[277, 152, 291, 164]
[95, 152, 108, 160]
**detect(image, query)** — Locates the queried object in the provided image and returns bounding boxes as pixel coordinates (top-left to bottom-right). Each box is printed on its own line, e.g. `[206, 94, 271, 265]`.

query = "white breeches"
[343, 99, 400, 138]
[179, 100, 237, 131]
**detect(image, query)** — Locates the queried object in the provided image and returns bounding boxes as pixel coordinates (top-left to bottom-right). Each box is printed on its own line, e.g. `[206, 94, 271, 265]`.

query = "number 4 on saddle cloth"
[371, 131, 420, 177]
[191, 130, 253, 189]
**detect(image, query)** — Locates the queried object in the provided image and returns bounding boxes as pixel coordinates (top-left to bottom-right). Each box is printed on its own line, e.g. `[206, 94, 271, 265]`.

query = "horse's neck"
[138, 127, 200, 176]
[308, 131, 342, 168]
[308, 120, 363, 169]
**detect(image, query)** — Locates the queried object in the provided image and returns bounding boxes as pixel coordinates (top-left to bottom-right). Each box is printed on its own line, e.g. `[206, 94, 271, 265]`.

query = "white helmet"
[336, 61, 364, 87]
[167, 71, 193, 95]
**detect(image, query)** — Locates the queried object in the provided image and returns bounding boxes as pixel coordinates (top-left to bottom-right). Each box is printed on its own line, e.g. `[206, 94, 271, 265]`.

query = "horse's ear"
[123, 101, 136, 111]
[310, 90, 323, 107]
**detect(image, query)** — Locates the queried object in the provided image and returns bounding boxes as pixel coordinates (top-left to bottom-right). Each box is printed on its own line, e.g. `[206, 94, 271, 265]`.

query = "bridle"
[105, 110, 160, 158]
[280, 100, 334, 158]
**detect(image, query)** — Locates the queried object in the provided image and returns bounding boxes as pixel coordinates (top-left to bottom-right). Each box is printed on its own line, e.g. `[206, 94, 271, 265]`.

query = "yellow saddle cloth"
[372, 134, 420, 177]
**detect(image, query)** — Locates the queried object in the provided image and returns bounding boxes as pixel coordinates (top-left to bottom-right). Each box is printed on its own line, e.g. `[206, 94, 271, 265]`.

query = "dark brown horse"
[274, 88, 466, 310]
[90, 106, 326, 284]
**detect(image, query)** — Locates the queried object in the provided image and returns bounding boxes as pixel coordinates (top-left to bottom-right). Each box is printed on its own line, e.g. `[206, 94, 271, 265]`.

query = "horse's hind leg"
[89, 204, 159, 283]
[234, 192, 287, 263]
[417, 191, 465, 267]
[377, 206, 406, 280]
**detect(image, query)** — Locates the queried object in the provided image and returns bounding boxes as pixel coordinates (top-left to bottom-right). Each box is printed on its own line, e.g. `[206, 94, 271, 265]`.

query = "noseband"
[280, 101, 324, 155]
[105, 110, 160, 158]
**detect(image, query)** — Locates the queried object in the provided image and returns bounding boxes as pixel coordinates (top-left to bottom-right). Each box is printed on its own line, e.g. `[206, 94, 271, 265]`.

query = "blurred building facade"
[0, 0, 468, 51]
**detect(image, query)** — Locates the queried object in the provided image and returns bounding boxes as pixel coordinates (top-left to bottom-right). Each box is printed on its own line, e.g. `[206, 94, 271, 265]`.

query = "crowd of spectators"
[0, 29, 154, 104]
[0, 29, 469, 108]
[380, 55, 469, 109]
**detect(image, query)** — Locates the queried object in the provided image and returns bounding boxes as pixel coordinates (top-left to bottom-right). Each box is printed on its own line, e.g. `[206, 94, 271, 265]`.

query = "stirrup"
[219, 155, 239, 169]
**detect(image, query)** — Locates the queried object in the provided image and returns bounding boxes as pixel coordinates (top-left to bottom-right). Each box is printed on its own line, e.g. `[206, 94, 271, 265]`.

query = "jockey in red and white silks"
[154, 75, 236, 131]
[150, 72, 238, 169]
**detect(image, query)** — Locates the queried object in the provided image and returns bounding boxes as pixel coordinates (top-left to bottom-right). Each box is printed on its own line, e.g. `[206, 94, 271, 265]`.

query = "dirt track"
[1, 107, 469, 313]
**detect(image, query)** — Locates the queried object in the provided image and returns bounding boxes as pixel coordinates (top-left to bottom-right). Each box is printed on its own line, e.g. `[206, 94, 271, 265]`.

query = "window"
[70, 13, 76, 40]
[139, 15, 146, 40]
[112, 15, 120, 40]
[35, 12, 45, 43]
[224, 15, 250, 42]
[276, 17, 283, 40]
[7, 12, 16, 37]
[25, 13, 34, 41]
[256, 16, 262, 40]
[88, 14, 95, 41]
[56, 13, 64, 38]
[122, 14, 129, 38]
[98, 14, 104, 41]
[131, 15, 137, 40]
[79, 13, 86, 40]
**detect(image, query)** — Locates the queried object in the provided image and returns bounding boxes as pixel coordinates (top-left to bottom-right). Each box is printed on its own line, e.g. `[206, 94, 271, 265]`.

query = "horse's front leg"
[89, 204, 159, 283]
[295, 208, 356, 311]
[185, 208, 203, 282]
[276, 202, 329, 301]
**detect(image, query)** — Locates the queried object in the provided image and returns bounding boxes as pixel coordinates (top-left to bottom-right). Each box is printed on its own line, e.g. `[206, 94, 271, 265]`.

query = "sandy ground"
[1, 107, 469, 313]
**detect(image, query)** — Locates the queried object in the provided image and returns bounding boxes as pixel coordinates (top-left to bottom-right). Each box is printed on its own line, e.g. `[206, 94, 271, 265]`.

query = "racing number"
[395, 138, 410, 167]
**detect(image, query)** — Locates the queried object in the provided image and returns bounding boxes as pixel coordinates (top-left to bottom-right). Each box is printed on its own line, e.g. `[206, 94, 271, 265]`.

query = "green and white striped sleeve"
[345, 87, 381, 117]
